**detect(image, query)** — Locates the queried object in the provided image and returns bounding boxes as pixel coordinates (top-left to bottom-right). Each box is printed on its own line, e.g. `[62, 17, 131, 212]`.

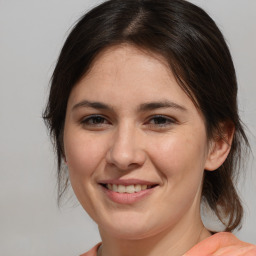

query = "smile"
[99, 179, 159, 204]
[102, 184, 156, 194]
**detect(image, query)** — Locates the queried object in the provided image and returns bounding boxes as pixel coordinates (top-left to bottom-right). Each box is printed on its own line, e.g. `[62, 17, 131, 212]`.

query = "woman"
[43, 0, 256, 255]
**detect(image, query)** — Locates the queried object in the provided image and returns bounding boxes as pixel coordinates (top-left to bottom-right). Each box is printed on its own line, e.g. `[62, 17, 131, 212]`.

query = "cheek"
[63, 133, 108, 217]
[64, 134, 106, 179]
[150, 135, 207, 212]
[149, 132, 208, 181]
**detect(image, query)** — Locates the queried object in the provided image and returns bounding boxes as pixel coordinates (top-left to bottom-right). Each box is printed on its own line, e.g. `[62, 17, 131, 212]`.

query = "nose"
[106, 123, 146, 171]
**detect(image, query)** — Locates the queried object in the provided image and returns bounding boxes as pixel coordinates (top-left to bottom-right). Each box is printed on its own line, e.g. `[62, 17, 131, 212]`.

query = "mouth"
[99, 180, 159, 204]
[100, 183, 158, 194]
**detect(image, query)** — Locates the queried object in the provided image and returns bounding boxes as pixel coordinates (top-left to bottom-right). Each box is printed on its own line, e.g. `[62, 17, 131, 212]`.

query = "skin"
[63, 45, 241, 256]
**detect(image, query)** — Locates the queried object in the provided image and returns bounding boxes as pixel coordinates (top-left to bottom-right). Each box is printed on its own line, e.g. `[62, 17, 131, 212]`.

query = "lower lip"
[100, 185, 156, 204]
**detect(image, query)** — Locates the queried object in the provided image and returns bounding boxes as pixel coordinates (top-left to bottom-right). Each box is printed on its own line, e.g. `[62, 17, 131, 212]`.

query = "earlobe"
[204, 122, 235, 171]
[63, 154, 68, 165]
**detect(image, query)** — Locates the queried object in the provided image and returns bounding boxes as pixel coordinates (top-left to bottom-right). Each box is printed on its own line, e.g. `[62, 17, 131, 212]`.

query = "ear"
[63, 155, 68, 165]
[204, 122, 235, 171]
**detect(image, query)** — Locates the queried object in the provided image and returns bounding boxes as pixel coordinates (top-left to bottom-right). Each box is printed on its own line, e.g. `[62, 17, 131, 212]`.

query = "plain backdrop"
[0, 0, 255, 255]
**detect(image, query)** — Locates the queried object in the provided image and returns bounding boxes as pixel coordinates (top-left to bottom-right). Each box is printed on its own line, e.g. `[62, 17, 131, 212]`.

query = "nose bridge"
[106, 121, 145, 170]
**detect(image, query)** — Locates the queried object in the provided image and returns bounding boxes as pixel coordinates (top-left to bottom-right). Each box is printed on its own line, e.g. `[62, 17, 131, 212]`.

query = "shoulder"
[80, 243, 102, 256]
[185, 232, 256, 256]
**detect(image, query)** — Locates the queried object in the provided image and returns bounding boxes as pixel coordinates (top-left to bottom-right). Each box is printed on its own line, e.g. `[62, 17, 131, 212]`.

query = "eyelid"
[145, 114, 177, 127]
[148, 114, 177, 122]
[79, 114, 177, 128]
[80, 114, 111, 126]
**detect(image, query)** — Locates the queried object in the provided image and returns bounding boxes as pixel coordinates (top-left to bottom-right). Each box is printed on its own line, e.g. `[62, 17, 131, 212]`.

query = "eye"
[81, 115, 111, 128]
[146, 115, 176, 128]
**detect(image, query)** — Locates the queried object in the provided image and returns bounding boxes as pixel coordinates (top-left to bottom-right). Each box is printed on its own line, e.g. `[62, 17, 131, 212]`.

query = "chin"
[103, 225, 156, 240]
[98, 212, 171, 241]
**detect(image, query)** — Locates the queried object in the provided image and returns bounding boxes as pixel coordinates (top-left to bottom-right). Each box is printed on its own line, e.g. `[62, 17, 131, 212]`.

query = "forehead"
[85, 44, 172, 84]
[69, 44, 192, 105]
[91, 44, 169, 68]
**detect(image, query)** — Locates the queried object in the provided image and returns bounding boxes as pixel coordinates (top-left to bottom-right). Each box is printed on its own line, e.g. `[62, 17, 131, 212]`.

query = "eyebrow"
[72, 100, 112, 111]
[138, 100, 187, 112]
[72, 100, 187, 112]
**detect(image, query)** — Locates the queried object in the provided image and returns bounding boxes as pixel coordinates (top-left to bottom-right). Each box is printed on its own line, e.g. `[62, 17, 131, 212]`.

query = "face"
[64, 45, 212, 239]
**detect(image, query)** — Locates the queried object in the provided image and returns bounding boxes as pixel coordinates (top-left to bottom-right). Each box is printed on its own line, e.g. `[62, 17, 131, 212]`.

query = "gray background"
[0, 0, 255, 255]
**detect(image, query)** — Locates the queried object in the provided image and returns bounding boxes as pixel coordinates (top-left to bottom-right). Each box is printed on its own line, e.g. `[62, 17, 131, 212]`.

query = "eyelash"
[80, 114, 176, 129]
[146, 115, 176, 128]
[81, 115, 111, 127]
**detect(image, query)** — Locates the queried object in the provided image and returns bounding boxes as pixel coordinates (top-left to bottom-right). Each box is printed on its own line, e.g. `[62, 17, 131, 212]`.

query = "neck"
[98, 215, 211, 256]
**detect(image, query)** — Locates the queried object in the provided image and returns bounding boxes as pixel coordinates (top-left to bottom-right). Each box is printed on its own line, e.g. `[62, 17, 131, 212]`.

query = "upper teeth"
[106, 184, 148, 193]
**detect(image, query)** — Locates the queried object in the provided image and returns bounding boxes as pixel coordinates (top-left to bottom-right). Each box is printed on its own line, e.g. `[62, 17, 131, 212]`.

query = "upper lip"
[98, 179, 158, 186]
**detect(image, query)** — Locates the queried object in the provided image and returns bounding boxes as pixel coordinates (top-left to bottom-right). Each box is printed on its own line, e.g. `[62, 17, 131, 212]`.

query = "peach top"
[80, 232, 255, 256]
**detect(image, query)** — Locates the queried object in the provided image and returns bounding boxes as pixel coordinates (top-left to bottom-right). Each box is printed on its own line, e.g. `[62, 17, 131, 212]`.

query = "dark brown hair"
[43, 0, 249, 231]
